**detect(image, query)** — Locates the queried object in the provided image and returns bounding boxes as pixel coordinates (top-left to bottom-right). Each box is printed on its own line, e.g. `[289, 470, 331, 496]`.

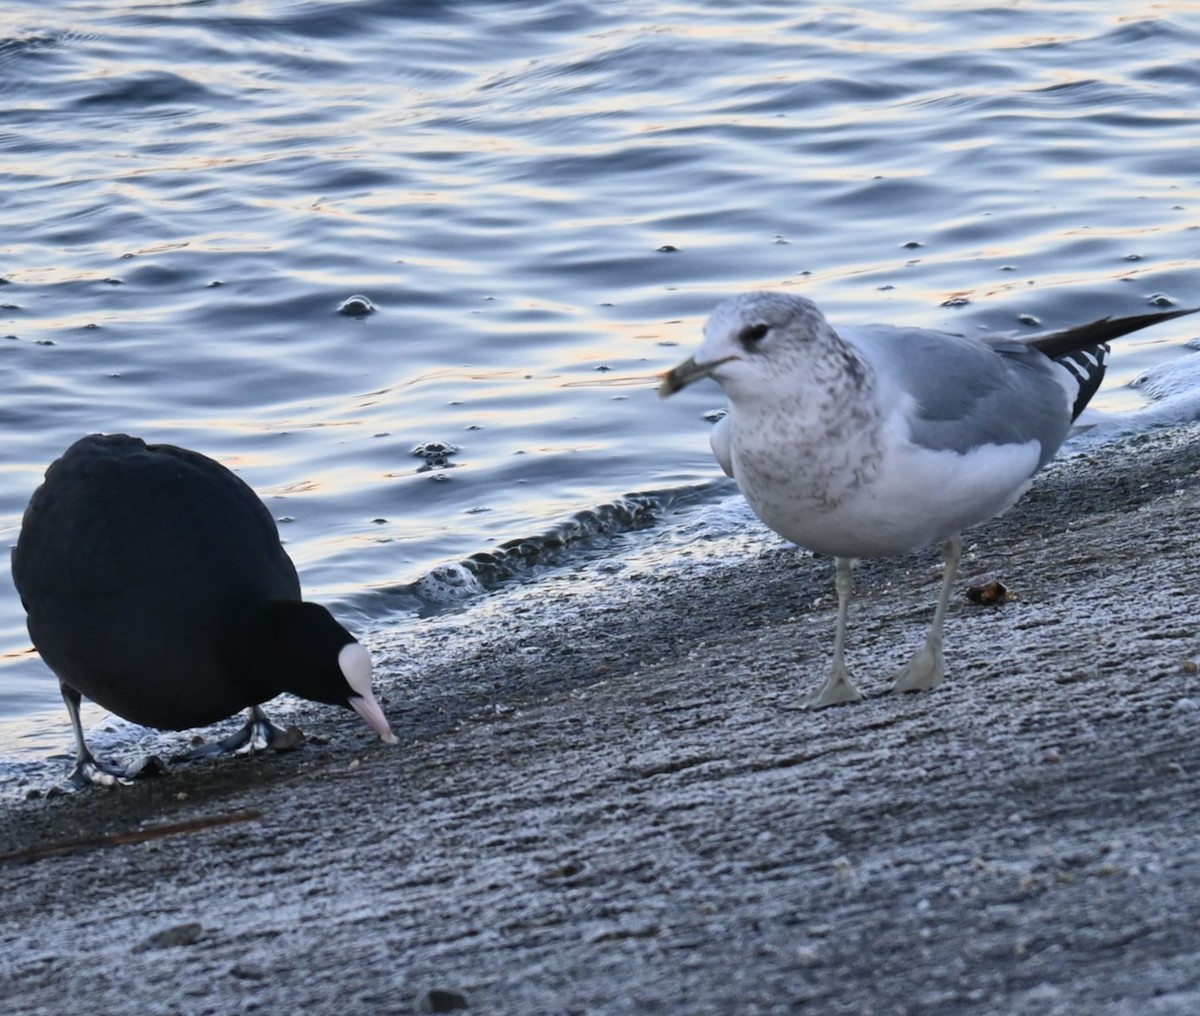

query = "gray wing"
[842, 324, 1074, 467]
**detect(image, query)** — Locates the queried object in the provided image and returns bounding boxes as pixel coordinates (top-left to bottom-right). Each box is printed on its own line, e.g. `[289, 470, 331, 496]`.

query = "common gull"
[660, 291, 1197, 707]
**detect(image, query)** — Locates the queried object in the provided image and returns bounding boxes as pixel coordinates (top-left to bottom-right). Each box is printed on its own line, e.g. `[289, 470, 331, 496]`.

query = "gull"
[660, 291, 1196, 707]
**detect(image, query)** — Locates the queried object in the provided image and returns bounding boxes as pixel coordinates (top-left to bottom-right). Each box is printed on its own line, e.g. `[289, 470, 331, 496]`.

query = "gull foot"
[800, 668, 865, 709]
[891, 645, 944, 693]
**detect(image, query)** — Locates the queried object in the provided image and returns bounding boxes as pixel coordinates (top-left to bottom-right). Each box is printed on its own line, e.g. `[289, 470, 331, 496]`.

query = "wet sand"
[2, 423, 1199, 1015]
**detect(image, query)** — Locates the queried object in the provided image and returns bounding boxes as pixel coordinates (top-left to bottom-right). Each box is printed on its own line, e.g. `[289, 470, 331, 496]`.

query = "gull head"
[659, 291, 838, 399]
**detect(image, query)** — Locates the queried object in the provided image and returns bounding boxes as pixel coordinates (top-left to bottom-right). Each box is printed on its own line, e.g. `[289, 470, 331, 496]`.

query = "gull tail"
[1027, 305, 1199, 420]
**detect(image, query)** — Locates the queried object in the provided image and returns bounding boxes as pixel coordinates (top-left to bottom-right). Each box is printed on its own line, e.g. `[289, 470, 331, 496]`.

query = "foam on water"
[1131, 346, 1200, 402]
[414, 563, 485, 606]
[3, 0, 1200, 775]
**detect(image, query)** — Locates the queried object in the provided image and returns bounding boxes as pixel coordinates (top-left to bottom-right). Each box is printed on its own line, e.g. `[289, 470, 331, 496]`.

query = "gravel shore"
[2, 423, 1199, 1015]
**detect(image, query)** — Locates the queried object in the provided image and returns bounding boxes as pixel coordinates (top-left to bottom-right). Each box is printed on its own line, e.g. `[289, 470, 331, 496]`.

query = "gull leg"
[174, 705, 304, 762]
[892, 535, 963, 693]
[802, 556, 864, 708]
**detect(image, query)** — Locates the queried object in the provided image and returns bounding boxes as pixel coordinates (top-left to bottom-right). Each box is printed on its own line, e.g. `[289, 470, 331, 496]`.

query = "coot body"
[12, 433, 395, 783]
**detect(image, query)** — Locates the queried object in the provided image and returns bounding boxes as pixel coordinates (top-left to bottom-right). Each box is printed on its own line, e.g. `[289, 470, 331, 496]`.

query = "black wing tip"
[1055, 343, 1111, 420]
[1029, 304, 1199, 358]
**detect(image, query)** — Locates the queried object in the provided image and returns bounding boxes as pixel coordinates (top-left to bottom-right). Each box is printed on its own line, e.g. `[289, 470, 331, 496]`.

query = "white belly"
[732, 425, 1042, 559]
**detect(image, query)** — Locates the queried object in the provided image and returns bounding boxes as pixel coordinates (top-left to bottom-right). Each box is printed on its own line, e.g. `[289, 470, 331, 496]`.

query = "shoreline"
[1, 421, 1199, 1014]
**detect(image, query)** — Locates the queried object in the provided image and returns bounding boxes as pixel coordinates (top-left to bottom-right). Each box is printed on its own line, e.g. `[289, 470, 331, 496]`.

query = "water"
[3, 0, 1200, 773]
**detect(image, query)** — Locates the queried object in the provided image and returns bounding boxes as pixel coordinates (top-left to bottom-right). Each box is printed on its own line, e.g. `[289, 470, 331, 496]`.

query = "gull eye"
[738, 322, 770, 350]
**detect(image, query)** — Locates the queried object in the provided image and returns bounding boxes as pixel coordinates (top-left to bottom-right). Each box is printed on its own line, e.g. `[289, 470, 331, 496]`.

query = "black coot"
[11, 433, 397, 786]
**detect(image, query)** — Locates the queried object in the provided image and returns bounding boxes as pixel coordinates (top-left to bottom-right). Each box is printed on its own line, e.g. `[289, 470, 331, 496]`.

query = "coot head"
[245, 600, 397, 744]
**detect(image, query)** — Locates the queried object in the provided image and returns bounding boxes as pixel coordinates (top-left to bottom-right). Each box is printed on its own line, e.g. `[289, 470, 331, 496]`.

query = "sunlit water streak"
[2, 0, 1199, 781]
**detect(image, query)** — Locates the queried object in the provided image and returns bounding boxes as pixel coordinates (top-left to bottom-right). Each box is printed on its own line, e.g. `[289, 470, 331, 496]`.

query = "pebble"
[417, 987, 470, 1012]
[230, 962, 268, 980]
[132, 922, 203, 953]
[965, 579, 1012, 605]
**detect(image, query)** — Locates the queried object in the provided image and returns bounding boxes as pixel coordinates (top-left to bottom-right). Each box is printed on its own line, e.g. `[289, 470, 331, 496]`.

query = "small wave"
[73, 70, 224, 109]
[1129, 349, 1200, 402]
[0, 33, 59, 65]
[381, 481, 726, 612]
[1074, 350, 1200, 440]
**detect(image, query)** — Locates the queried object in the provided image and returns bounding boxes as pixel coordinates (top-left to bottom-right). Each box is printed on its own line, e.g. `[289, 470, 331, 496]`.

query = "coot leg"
[62, 683, 132, 788]
[175, 706, 305, 761]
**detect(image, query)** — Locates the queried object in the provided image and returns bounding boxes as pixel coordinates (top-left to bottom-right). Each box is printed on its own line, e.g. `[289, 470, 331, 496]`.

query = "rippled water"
[3, 0, 1199, 769]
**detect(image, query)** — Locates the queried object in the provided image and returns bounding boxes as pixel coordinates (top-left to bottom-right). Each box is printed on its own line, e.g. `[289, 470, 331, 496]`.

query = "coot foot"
[60, 683, 167, 787]
[67, 749, 130, 789]
[175, 705, 305, 762]
[66, 750, 168, 789]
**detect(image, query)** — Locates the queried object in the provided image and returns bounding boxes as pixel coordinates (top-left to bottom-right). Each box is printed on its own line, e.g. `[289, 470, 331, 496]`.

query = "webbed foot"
[801, 665, 864, 709]
[891, 642, 944, 693]
[174, 706, 304, 762]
